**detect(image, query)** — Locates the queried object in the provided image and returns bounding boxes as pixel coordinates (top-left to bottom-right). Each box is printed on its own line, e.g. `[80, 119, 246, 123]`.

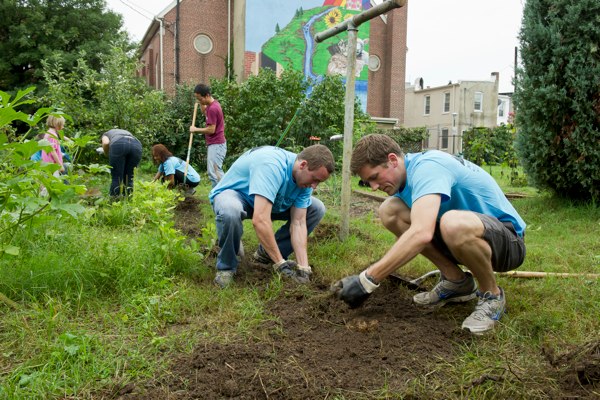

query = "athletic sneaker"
[413, 272, 477, 306]
[214, 271, 235, 288]
[252, 247, 273, 265]
[461, 288, 506, 334]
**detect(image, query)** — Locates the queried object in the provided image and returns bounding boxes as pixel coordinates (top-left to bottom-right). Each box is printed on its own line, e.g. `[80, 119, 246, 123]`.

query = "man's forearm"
[290, 221, 308, 266]
[253, 219, 284, 263]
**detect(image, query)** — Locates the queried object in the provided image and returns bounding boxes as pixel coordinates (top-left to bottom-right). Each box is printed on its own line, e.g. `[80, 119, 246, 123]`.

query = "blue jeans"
[211, 189, 326, 272]
[108, 137, 142, 197]
[207, 142, 226, 188]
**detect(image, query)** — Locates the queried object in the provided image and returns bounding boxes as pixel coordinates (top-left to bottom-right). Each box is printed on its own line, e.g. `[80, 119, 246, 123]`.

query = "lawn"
[0, 167, 598, 399]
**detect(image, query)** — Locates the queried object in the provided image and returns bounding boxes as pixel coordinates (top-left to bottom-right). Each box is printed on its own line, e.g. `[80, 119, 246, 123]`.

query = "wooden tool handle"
[191, 102, 198, 127]
[498, 271, 600, 279]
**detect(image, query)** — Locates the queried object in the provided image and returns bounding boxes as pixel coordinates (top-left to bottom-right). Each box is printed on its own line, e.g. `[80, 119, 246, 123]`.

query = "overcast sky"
[105, 0, 524, 93]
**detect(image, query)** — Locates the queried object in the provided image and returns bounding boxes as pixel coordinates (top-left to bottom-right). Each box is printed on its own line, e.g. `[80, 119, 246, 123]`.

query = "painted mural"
[245, 0, 373, 109]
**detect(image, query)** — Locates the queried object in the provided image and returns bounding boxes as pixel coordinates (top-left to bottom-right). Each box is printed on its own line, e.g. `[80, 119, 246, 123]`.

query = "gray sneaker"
[461, 288, 506, 334]
[413, 272, 477, 306]
[252, 247, 273, 265]
[214, 271, 235, 288]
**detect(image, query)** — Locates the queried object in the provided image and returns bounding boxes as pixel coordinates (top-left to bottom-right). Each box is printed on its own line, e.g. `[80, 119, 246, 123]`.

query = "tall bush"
[463, 125, 516, 166]
[209, 70, 367, 166]
[515, 0, 600, 201]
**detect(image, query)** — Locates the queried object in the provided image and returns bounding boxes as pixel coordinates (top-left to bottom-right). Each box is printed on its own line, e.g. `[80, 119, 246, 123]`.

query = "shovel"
[389, 270, 441, 291]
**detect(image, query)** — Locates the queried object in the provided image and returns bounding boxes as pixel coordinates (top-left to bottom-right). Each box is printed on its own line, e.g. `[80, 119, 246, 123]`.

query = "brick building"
[138, 0, 407, 122]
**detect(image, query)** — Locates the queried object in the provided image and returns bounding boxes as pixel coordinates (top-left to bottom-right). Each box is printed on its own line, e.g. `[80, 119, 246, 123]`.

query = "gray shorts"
[433, 213, 526, 272]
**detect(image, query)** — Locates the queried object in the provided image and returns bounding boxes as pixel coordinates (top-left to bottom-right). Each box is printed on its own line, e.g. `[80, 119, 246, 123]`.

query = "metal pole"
[340, 22, 358, 240]
[313, 0, 406, 240]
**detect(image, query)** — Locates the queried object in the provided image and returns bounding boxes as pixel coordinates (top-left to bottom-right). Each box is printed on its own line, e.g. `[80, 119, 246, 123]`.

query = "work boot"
[461, 288, 506, 334]
[252, 246, 273, 265]
[214, 271, 235, 289]
[413, 272, 477, 306]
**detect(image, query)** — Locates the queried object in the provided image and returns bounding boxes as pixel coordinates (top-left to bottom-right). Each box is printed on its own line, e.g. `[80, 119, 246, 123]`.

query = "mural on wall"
[245, 0, 374, 110]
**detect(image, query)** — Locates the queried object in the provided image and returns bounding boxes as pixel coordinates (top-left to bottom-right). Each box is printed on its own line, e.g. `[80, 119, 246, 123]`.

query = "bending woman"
[101, 129, 143, 197]
[151, 144, 200, 192]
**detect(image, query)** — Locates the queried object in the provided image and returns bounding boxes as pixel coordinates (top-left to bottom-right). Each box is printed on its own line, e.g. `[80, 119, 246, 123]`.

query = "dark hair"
[350, 134, 403, 174]
[194, 83, 211, 97]
[298, 144, 335, 174]
[152, 144, 173, 164]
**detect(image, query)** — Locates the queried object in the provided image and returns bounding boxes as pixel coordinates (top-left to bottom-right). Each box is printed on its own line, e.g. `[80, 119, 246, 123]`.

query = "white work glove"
[95, 147, 104, 155]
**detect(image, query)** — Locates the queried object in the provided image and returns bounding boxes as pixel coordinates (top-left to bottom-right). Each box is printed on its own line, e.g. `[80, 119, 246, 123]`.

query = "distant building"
[138, 0, 407, 122]
[497, 92, 514, 126]
[403, 72, 501, 154]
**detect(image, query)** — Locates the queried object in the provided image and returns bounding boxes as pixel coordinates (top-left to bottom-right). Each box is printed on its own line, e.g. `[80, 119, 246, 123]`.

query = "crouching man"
[209, 145, 335, 288]
[332, 134, 526, 334]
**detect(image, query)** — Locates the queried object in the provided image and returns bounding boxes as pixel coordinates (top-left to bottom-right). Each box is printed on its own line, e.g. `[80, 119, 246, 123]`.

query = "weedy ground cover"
[0, 168, 598, 399]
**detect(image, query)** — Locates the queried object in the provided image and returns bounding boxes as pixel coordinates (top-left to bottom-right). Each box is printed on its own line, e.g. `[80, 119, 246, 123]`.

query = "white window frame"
[424, 95, 431, 115]
[474, 92, 483, 112]
[443, 92, 450, 113]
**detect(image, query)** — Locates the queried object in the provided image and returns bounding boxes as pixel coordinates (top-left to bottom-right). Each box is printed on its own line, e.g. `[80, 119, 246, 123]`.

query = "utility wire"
[118, 0, 155, 20]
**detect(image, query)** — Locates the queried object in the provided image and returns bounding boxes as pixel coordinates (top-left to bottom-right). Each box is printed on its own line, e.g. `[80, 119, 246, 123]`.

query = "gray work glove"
[273, 260, 298, 280]
[331, 270, 379, 308]
[294, 265, 312, 284]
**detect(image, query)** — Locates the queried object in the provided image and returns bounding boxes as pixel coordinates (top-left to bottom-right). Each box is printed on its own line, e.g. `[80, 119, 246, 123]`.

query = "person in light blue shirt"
[332, 134, 526, 335]
[152, 144, 200, 193]
[209, 145, 335, 288]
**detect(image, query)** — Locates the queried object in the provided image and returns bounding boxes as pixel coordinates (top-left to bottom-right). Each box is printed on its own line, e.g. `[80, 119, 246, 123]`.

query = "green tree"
[0, 0, 129, 90]
[514, 0, 600, 201]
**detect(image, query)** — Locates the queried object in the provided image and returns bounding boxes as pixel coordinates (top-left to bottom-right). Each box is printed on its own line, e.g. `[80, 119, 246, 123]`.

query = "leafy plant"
[0, 88, 87, 257]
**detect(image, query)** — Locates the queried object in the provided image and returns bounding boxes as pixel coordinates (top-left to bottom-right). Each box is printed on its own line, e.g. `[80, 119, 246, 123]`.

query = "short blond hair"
[46, 115, 65, 130]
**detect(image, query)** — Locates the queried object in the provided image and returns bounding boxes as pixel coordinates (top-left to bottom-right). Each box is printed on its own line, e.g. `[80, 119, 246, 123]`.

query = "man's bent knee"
[379, 197, 410, 232]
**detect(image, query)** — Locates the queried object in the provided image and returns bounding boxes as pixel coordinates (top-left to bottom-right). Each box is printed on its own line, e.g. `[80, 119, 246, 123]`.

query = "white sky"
[105, 0, 524, 93]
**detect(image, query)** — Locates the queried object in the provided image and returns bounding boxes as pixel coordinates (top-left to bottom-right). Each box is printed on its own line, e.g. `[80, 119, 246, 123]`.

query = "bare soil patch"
[106, 193, 599, 399]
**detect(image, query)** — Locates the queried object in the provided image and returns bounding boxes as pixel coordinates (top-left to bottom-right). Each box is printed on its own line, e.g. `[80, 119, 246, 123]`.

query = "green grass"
[0, 168, 599, 398]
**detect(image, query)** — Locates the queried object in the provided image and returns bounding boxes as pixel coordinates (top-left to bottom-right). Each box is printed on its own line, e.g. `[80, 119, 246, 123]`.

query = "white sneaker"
[461, 288, 506, 334]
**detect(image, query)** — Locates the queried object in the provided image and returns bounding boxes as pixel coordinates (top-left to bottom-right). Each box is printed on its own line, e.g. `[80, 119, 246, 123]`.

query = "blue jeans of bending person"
[108, 136, 142, 197]
[212, 189, 326, 272]
[207, 142, 226, 188]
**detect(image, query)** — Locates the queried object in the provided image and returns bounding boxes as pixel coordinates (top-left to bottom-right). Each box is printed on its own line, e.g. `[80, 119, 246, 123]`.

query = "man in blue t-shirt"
[332, 134, 526, 334]
[209, 145, 335, 288]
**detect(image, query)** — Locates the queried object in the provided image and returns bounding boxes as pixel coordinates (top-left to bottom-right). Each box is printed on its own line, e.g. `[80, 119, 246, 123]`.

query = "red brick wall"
[141, 0, 233, 95]
[367, 3, 407, 122]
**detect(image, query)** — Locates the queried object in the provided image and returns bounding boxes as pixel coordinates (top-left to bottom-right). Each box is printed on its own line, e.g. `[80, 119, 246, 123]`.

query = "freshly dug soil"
[106, 193, 599, 399]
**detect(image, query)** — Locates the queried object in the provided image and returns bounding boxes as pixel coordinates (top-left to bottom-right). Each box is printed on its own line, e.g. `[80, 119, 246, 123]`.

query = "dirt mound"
[115, 279, 473, 399]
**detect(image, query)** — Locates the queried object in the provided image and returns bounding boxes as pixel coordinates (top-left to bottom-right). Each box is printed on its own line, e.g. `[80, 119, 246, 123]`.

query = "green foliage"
[0, 88, 88, 257]
[0, 0, 131, 90]
[41, 46, 171, 163]
[207, 70, 367, 166]
[462, 124, 518, 166]
[379, 126, 428, 153]
[514, 0, 600, 201]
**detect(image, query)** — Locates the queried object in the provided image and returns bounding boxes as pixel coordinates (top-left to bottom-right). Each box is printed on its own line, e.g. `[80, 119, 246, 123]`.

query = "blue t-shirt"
[159, 156, 200, 183]
[395, 150, 526, 237]
[209, 146, 312, 212]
